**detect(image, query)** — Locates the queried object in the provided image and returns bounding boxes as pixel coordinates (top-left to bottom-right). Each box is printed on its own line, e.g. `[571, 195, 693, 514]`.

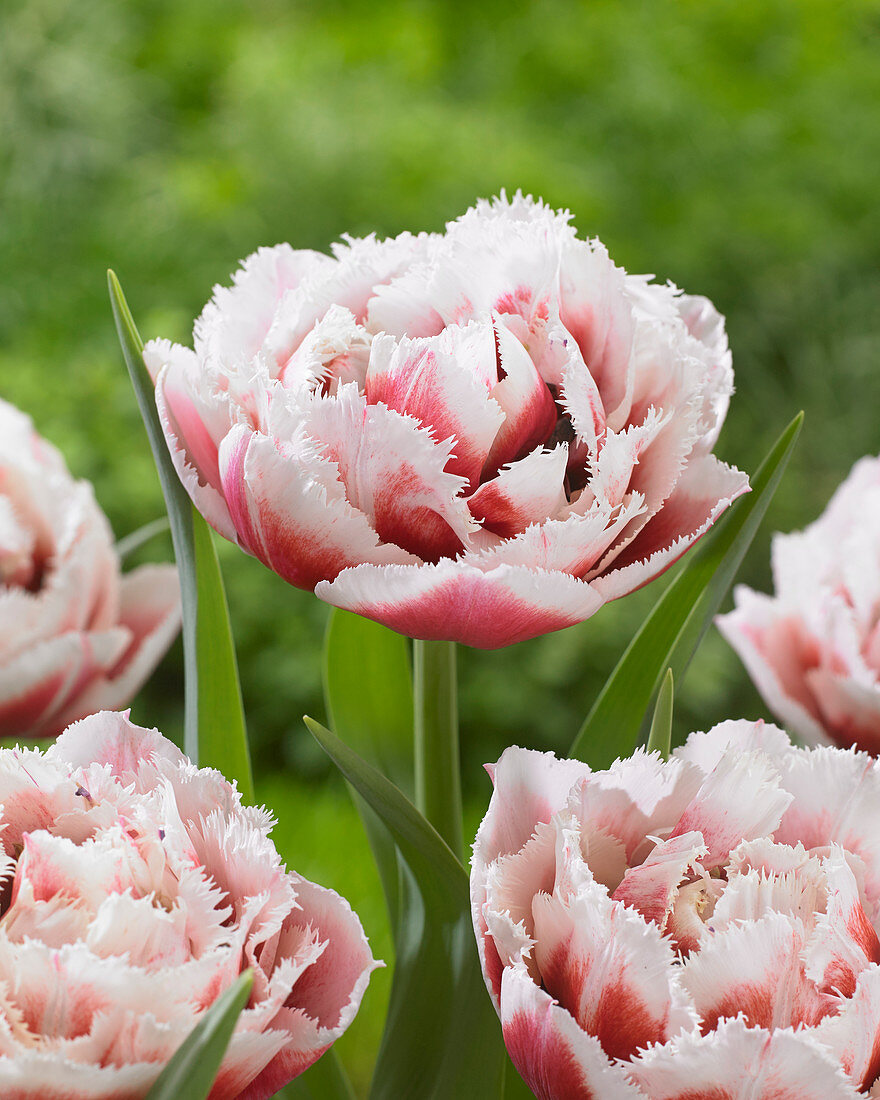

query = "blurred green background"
[2, 0, 879, 1088]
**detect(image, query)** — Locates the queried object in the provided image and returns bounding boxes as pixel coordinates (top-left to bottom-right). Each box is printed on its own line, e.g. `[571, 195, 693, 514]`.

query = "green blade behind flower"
[646, 668, 674, 760]
[108, 271, 252, 801]
[145, 970, 252, 1100]
[570, 412, 803, 768]
[305, 716, 511, 1100]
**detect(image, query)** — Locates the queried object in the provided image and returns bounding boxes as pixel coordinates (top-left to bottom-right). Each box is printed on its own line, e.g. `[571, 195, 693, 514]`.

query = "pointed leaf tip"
[647, 668, 674, 760]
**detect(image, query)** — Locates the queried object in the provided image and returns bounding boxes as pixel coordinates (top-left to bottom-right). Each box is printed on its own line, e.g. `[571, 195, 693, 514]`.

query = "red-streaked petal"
[716, 588, 831, 746]
[590, 455, 750, 602]
[669, 749, 792, 867]
[154, 366, 237, 543]
[611, 832, 708, 932]
[482, 319, 558, 478]
[216, 421, 417, 590]
[474, 494, 645, 580]
[532, 880, 696, 1060]
[299, 384, 476, 559]
[680, 912, 834, 1033]
[468, 446, 569, 537]
[813, 963, 880, 1091]
[364, 325, 504, 490]
[316, 560, 605, 648]
[0, 630, 129, 739]
[627, 1015, 861, 1100]
[60, 564, 181, 725]
[805, 668, 880, 755]
[499, 963, 644, 1100]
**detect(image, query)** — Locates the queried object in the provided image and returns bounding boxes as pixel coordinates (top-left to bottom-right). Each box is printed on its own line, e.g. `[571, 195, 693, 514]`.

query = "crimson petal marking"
[154, 366, 237, 543]
[681, 912, 835, 1034]
[499, 963, 644, 1100]
[532, 881, 696, 1061]
[669, 750, 792, 868]
[300, 383, 476, 560]
[804, 848, 880, 998]
[805, 668, 880, 756]
[557, 238, 636, 433]
[471, 747, 591, 1004]
[612, 832, 708, 932]
[482, 319, 558, 479]
[316, 560, 605, 648]
[814, 964, 880, 1091]
[365, 325, 504, 491]
[589, 455, 750, 602]
[474, 493, 645, 580]
[626, 1015, 862, 1100]
[0, 630, 129, 740]
[217, 422, 416, 591]
[468, 445, 569, 537]
[716, 590, 831, 747]
[62, 564, 181, 726]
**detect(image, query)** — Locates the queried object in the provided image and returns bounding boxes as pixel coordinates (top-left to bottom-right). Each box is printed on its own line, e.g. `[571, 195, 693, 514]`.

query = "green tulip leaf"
[145, 970, 252, 1100]
[570, 412, 803, 768]
[109, 271, 252, 800]
[305, 716, 510, 1100]
[646, 668, 674, 760]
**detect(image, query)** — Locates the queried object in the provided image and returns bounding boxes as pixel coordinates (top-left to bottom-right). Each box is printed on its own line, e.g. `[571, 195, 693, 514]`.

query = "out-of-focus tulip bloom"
[0, 710, 379, 1098]
[145, 193, 747, 648]
[0, 399, 180, 738]
[718, 455, 880, 754]
[472, 720, 880, 1099]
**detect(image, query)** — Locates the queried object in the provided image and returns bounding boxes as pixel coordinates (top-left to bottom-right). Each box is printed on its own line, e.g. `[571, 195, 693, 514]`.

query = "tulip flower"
[471, 720, 880, 1098]
[718, 454, 880, 754]
[0, 398, 180, 738]
[0, 709, 379, 1097]
[145, 193, 747, 648]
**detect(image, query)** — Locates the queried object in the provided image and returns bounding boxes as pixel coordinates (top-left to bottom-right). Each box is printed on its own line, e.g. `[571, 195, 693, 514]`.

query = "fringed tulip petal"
[150, 193, 744, 646]
[472, 721, 880, 1098]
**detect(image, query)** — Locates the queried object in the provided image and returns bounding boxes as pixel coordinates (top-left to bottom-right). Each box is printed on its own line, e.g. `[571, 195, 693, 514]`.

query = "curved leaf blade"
[305, 717, 509, 1100]
[145, 970, 253, 1100]
[109, 272, 252, 800]
[570, 413, 803, 767]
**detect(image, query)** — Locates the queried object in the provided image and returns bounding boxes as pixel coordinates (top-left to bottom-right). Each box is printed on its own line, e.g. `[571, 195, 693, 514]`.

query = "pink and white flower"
[718, 454, 880, 755]
[0, 709, 379, 1098]
[471, 720, 880, 1098]
[145, 192, 747, 648]
[0, 399, 180, 738]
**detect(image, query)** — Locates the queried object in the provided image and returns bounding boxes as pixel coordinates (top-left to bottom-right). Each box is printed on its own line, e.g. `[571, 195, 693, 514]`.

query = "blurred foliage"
[3, 0, 879, 1088]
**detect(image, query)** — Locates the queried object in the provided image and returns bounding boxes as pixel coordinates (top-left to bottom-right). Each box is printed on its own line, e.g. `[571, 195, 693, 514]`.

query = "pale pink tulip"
[718, 455, 880, 754]
[145, 193, 747, 648]
[0, 399, 180, 738]
[0, 709, 379, 1098]
[471, 720, 880, 1098]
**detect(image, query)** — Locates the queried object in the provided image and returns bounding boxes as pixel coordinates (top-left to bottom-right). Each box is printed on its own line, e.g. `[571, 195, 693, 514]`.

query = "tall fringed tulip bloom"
[145, 193, 747, 648]
[472, 721, 880, 1099]
[0, 399, 180, 738]
[718, 455, 880, 755]
[0, 710, 379, 1098]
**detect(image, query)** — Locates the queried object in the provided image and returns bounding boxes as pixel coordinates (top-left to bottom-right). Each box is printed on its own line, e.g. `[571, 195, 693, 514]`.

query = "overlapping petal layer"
[718, 454, 880, 753]
[0, 711, 379, 1098]
[147, 192, 747, 647]
[471, 721, 880, 1097]
[0, 400, 181, 738]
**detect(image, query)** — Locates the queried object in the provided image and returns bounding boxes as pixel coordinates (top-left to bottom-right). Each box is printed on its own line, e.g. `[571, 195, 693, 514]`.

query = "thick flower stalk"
[0, 399, 180, 738]
[0, 710, 379, 1098]
[718, 455, 880, 754]
[145, 193, 747, 648]
[471, 720, 880, 1099]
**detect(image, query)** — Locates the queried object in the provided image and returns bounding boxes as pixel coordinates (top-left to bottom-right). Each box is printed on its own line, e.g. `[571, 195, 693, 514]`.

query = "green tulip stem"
[413, 639, 463, 861]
